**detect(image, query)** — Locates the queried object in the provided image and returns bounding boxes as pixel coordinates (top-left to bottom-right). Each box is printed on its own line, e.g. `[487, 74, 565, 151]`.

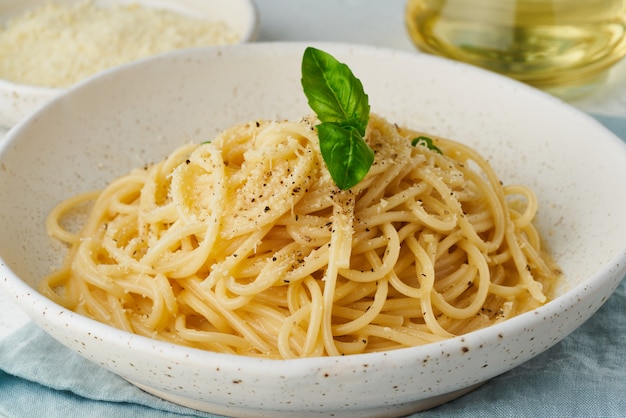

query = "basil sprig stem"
[301, 47, 374, 190]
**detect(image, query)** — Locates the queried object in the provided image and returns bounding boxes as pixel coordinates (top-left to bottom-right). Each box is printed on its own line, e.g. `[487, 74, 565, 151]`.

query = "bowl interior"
[2, 43, 625, 296]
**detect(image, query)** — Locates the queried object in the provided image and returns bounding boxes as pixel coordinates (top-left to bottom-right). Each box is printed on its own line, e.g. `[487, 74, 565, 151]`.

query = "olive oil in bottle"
[405, 0, 626, 97]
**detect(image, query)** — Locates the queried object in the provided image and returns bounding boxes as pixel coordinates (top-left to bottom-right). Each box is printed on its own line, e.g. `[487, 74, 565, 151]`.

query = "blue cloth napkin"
[1, 114, 625, 418]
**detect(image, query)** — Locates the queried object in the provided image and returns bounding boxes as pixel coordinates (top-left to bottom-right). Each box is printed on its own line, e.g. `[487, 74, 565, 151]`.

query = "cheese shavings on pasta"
[41, 114, 560, 359]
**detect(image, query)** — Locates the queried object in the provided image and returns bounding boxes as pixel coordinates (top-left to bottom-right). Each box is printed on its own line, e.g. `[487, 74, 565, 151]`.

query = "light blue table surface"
[1, 115, 624, 418]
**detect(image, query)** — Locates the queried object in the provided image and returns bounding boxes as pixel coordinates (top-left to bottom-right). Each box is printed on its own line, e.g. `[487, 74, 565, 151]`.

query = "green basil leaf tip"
[411, 136, 443, 154]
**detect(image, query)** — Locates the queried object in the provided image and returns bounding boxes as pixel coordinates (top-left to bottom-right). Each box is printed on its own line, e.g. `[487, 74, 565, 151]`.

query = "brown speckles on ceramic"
[0, 43, 625, 417]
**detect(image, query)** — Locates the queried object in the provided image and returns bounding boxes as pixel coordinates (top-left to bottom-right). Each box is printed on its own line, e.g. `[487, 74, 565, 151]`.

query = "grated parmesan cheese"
[0, 1, 241, 88]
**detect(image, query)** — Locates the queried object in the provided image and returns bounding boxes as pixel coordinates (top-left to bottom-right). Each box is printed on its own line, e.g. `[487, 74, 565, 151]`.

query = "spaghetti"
[40, 113, 560, 359]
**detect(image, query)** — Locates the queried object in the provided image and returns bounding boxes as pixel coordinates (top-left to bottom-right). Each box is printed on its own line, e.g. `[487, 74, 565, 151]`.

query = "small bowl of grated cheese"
[0, 0, 259, 128]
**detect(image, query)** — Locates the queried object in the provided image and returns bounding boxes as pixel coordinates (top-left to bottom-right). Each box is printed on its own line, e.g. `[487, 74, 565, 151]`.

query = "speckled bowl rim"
[3, 233, 624, 417]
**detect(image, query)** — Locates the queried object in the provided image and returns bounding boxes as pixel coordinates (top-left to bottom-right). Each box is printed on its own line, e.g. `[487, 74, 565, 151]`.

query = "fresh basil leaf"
[301, 47, 370, 136]
[301, 47, 375, 190]
[318, 122, 375, 190]
[411, 136, 443, 154]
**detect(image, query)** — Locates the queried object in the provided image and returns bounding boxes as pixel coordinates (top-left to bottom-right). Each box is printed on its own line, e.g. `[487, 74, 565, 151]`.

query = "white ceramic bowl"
[1, 43, 625, 418]
[0, 0, 259, 128]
